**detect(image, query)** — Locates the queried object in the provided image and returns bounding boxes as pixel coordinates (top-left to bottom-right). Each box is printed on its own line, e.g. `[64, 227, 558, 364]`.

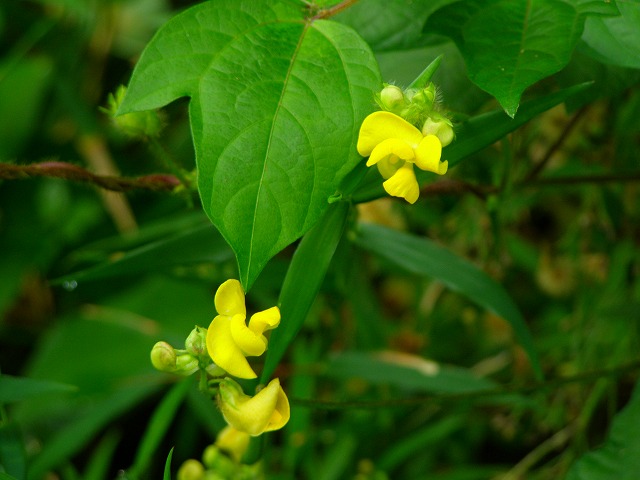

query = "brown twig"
[0, 161, 182, 192]
[524, 106, 588, 182]
[310, 0, 360, 20]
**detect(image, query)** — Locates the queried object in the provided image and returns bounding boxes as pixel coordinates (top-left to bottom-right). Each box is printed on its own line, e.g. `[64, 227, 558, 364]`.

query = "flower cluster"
[358, 83, 454, 204]
[150, 279, 290, 470]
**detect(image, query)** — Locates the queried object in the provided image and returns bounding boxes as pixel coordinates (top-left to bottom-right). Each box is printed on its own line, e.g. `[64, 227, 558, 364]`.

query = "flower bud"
[177, 459, 205, 480]
[102, 85, 163, 139]
[217, 378, 290, 436]
[377, 85, 405, 113]
[150, 341, 198, 375]
[215, 425, 251, 462]
[422, 114, 454, 147]
[202, 445, 237, 475]
[150, 341, 177, 372]
[185, 326, 207, 357]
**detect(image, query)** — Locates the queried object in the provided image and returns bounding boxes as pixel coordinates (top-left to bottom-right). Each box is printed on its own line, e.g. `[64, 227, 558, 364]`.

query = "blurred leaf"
[378, 416, 464, 471]
[574, 0, 620, 16]
[335, 0, 456, 51]
[119, 0, 380, 289]
[0, 475, 18, 480]
[83, 431, 121, 480]
[353, 223, 543, 379]
[261, 201, 350, 383]
[426, 0, 583, 116]
[566, 378, 640, 480]
[51, 222, 233, 285]
[0, 423, 26, 480]
[0, 57, 53, 159]
[316, 435, 357, 480]
[28, 384, 159, 480]
[163, 447, 173, 480]
[352, 83, 591, 202]
[0, 375, 77, 404]
[581, 1, 640, 69]
[326, 351, 496, 394]
[128, 378, 192, 478]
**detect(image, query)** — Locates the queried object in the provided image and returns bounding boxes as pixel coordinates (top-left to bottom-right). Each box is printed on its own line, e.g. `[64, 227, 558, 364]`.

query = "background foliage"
[1, 0, 639, 479]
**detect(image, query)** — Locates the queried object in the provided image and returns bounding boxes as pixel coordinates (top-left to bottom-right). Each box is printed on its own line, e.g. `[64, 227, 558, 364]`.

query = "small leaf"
[119, 1, 380, 289]
[163, 448, 174, 480]
[260, 201, 350, 383]
[566, 378, 640, 480]
[353, 223, 543, 380]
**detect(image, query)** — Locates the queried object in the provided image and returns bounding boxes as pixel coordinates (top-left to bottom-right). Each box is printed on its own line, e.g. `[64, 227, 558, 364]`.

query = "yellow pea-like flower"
[357, 111, 448, 204]
[206, 279, 280, 379]
[217, 377, 290, 436]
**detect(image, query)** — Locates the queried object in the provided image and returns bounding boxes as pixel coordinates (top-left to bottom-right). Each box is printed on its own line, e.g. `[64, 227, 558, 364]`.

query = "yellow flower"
[206, 279, 280, 379]
[218, 377, 290, 436]
[357, 111, 448, 204]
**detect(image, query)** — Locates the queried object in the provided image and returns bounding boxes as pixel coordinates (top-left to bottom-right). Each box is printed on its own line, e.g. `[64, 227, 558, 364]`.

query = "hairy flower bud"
[422, 113, 454, 147]
[150, 341, 177, 372]
[185, 326, 207, 357]
[377, 85, 405, 114]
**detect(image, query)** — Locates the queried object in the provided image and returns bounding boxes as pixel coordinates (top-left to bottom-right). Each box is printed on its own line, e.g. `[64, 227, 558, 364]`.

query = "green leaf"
[566, 378, 640, 480]
[163, 448, 174, 480]
[83, 431, 121, 480]
[426, 0, 583, 117]
[0, 374, 77, 404]
[128, 379, 192, 478]
[28, 385, 158, 480]
[326, 351, 497, 394]
[581, 1, 640, 69]
[0, 423, 26, 480]
[352, 83, 591, 203]
[335, 0, 456, 52]
[119, 1, 380, 290]
[51, 221, 232, 285]
[353, 223, 543, 380]
[260, 201, 350, 383]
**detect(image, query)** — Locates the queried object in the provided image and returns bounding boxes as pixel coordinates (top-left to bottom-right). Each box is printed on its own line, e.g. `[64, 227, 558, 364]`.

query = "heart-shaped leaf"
[118, 1, 380, 289]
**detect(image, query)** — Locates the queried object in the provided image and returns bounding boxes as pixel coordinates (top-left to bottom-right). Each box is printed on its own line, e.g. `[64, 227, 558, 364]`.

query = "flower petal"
[215, 426, 250, 463]
[230, 313, 267, 357]
[357, 111, 423, 156]
[248, 306, 280, 335]
[366, 138, 415, 167]
[382, 164, 420, 204]
[414, 135, 447, 174]
[219, 378, 281, 436]
[377, 157, 404, 180]
[215, 279, 246, 317]
[263, 380, 290, 433]
[207, 315, 257, 379]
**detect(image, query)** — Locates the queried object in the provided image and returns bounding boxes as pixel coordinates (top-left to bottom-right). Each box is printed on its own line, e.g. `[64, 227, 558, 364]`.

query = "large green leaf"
[118, 0, 380, 290]
[426, 0, 583, 117]
[566, 378, 640, 480]
[353, 223, 542, 380]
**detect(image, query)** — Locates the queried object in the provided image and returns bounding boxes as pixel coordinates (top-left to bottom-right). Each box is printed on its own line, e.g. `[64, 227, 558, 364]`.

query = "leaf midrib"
[244, 20, 312, 288]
